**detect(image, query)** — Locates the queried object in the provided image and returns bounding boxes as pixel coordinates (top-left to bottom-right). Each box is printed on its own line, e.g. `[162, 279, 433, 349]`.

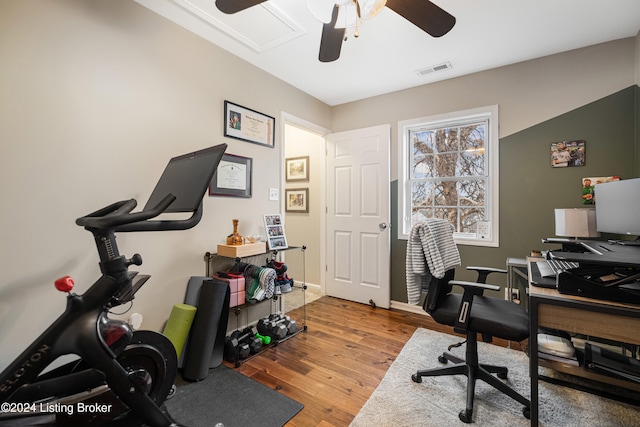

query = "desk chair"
[407, 220, 530, 423]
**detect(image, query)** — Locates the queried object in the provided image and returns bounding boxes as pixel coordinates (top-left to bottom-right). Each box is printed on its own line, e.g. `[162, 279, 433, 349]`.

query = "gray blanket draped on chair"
[406, 219, 461, 304]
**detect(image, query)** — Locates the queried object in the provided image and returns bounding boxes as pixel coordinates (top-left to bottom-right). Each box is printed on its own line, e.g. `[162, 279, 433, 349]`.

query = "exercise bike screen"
[143, 143, 227, 213]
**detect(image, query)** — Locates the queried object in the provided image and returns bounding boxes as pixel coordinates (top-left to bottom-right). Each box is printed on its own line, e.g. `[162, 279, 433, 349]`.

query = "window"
[398, 105, 499, 246]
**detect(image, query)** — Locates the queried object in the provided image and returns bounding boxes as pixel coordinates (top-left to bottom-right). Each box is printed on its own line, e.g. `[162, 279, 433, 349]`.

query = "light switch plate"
[269, 188, 279, 201]
[476, 221, 491, 239]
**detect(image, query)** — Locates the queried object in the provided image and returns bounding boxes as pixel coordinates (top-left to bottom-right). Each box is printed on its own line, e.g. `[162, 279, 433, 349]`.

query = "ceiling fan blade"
[386, 0, 456, 37]
[318, 5, 345, 63]
[215, 0, 267, 14]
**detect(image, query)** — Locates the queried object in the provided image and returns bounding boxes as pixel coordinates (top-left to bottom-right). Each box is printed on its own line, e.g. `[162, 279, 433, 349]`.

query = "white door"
[326, 124, 391, 308]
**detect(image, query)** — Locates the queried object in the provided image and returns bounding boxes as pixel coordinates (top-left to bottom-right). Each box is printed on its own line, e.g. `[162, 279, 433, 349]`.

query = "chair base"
[411, 336, 530, 423]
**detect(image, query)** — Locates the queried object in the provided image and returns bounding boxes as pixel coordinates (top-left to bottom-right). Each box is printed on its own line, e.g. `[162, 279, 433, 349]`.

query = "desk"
[528, 257, 640, 424]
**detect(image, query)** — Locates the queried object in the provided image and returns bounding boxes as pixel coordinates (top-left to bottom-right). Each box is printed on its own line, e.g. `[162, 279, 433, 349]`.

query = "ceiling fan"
[214, 0, 456, 62]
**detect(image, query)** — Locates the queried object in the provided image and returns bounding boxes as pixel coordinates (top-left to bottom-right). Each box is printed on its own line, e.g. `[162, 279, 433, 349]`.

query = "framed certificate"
[224, 100, 275, 148]
[209, 153, 252, 198]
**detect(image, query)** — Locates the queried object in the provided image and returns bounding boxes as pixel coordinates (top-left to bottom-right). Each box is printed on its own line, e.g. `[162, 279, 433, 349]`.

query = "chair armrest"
[449, 280, 500, 334]
[466, 266, 507, 274]
[466, 266, 507, 284]
[449, 280, 500, 293]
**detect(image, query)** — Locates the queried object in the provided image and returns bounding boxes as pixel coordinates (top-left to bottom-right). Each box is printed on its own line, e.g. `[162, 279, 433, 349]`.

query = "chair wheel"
[523, 407, 530, 419]
[411, 373, 422, 383]
[438, 355, 448, 363]
[459, 409, 473, 423]
[497, 371, 508, 380]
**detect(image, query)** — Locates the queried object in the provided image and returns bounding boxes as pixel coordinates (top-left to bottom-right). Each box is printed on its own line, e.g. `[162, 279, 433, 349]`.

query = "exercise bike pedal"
[166, 384, 177, 400]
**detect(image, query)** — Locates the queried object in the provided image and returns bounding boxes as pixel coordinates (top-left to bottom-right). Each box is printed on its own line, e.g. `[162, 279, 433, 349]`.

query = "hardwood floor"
[225, 296, 517, 427]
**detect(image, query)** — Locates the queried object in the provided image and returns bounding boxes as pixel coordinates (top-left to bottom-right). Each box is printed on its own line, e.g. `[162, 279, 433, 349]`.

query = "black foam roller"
[178, 276, 208, 369]
[182, 278, 230, 381]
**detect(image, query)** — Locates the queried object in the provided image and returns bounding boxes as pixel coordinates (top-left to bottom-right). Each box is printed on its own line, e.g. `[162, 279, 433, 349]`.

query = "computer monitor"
[144, 143, 227, 213]
[594, 178, 640, 243]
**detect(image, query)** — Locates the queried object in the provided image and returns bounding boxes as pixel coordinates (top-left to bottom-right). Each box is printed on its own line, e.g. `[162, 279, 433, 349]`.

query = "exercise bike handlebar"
[75, 193, 205, 233]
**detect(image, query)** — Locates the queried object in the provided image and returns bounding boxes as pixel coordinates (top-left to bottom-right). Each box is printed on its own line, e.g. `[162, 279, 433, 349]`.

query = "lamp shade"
[554, 208, 600, 239]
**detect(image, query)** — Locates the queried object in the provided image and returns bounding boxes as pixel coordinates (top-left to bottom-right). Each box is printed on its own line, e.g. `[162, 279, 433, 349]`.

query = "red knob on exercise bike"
[54, 276, 75, 293]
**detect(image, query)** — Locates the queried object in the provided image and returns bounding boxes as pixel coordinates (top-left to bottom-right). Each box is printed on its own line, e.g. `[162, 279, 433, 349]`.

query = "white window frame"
[398, 105, 499, 247]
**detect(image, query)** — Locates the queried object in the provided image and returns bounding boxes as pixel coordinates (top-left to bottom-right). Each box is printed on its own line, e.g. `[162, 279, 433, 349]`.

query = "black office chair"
[407, 220, 530, 423]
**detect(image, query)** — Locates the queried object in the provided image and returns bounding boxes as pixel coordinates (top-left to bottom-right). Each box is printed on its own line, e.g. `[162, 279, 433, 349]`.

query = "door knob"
[379, 222, 388, 231]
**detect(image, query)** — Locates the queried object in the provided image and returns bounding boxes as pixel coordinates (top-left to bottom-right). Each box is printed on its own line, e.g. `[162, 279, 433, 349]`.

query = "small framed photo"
[224, 100, 275, 148]
[285, 188, 309, 213]
[551, 140, 586, 167]
[263, 214, 288, 250]
[209, 153, 252, 198]
[581, 175, 620, 204]
[285, 156, 309, 182]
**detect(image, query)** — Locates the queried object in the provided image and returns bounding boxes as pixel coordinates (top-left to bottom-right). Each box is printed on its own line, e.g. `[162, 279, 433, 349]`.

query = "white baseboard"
[390, 300, 429, 316]
[304, 286, 427, 316]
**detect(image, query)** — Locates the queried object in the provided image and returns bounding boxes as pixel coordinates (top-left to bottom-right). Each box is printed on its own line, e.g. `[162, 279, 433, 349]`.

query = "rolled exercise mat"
[182, 278, 230, 381]
[162, 304, 197, 360]
[179, 276, 212, 368]
[178, 276, 210, 369]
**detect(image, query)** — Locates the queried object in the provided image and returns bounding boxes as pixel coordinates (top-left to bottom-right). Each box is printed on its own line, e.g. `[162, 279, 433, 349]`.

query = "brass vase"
[226, 219, 244, 245]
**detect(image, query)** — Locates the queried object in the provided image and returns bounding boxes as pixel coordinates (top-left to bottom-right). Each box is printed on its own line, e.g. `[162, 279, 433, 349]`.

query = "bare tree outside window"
[409, 121, 488, 235]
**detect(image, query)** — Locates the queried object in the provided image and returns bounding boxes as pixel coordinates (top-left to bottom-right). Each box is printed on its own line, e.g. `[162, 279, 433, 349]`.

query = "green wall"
[636, 85, 640, 176]
[391, 86, 639, 302]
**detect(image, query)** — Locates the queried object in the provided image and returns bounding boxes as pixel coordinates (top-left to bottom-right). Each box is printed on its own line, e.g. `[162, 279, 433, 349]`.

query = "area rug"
[350, 328, 640, 426]
[165, 365, 303, 427]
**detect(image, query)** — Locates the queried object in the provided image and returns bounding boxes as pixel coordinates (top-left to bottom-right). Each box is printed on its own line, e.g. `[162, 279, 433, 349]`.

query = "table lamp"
[554, 208, 600, 240]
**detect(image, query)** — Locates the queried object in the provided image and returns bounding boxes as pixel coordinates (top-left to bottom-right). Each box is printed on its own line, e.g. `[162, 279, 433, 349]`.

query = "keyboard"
[536, 259, 580, 278]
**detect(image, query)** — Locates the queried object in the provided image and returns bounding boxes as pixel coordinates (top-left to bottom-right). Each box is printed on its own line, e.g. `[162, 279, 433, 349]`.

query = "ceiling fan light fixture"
[335, 2, 361, 30]
[313, 0, 456, 63]
[358, 0, 387, 20]
[307, 0, 385, 27]
[306, 0, 350, 23]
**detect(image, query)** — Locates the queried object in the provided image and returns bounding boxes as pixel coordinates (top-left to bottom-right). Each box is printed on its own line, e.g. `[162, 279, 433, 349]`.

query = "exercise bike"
[0, 143, 227, 426]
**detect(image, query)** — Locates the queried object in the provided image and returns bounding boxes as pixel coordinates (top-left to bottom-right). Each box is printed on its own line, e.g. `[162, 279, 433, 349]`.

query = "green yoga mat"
[162, 303, 197, 359]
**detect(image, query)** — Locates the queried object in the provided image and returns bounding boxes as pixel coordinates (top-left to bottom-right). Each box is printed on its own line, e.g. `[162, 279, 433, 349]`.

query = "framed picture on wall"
[285, 156, 309, 182]
[263, 214, 288, 250]
[551, 140, 586, 167]
[224, 100, 275, 148]
[285, 188, 309, 213]
[581, 175, 620, 204]
[209, 153, 252, 198]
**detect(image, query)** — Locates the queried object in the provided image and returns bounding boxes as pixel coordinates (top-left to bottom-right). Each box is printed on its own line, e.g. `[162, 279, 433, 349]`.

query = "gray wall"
[0, 0, 330, 366]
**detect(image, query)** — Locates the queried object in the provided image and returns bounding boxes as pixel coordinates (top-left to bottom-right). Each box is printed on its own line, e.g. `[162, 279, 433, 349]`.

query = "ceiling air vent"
[415, 62, 452, 76]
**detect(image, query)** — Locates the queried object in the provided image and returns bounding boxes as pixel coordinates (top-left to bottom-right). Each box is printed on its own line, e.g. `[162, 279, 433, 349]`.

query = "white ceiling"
[135, 0, 640, 106]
